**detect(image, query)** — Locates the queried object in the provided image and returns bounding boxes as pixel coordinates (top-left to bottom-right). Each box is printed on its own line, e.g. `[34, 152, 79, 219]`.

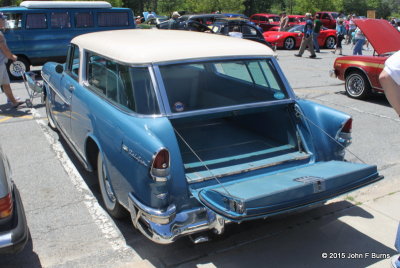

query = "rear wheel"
[97, 153, 126, 219]
[6, 57, 30, 80]
[345, 71, 371, 99]
[284, 37, 295, 50]
[325, 36, 336, 49]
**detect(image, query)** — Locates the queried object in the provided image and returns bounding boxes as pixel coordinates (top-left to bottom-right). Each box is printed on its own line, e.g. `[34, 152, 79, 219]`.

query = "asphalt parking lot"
[0, 42, 399, 268]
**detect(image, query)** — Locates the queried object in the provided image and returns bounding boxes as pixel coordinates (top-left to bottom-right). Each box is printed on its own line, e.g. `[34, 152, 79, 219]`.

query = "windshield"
[288, 25, 304, 32]
[331, 12, 339, 19]
[159, 59, 288, 113]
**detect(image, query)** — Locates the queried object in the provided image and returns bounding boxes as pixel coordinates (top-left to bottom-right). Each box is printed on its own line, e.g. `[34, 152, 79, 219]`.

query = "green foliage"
[1, 0, 399, 19]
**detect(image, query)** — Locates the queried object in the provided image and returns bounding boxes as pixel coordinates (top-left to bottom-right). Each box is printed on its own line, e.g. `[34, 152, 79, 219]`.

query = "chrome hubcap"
[327, 37, 335, 48]
[347, 76, 364, 96]
[9, 61, 26, 77]
[103, 165, 116, 203]
[285, 38, 294, 49]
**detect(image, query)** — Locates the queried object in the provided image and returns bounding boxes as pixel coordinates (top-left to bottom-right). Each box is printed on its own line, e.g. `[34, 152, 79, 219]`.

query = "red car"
[263, 24, 337, 50]
[250, 13, 280, 31]
[269, 15, 305, 31]
[330, 19, 400, 99]
[316, 11, 339, 29]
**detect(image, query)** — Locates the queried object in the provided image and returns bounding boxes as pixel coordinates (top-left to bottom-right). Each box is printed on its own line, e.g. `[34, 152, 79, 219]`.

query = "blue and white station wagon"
[41, 30, 383, 244]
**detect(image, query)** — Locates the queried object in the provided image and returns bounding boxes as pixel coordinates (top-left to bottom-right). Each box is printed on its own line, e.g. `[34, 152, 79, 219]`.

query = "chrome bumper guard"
[128, 192, 225, 244]
[329, 69, 337, 78]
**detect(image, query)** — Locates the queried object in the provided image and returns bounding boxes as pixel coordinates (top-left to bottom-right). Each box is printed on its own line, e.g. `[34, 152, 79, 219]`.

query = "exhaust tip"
[189, 235, 210, 244]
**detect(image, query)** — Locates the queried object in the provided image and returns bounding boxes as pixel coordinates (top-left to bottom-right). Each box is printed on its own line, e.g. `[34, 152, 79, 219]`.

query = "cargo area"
[171, 105, 311, 183]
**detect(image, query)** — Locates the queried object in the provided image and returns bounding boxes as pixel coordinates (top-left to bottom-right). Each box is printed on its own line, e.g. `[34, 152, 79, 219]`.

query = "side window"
[66, 45, 79, 79]
[86, 53, 159, 114]
[242, 26, 256, 35]
[259, 16, 266, 22]
[252, 16, 259, 21]
[51, 12, 71, 28]
[215, 62, 252, 83]
[75, 12, 93, 28]
[322, 13, 330, 20]
[4, 13, 22, 30]
[26, 13, 47, 29]
[97, 12, 129, 27]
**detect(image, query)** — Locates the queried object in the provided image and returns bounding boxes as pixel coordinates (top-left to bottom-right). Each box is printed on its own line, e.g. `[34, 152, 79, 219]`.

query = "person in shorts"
[379, 51, 400, 268]
[0, 12, 24, 108]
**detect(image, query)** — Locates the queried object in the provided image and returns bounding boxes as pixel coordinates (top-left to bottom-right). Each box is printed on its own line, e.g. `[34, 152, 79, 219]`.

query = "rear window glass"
[160, 59, 288, 113]
[97, 12, 129, 27]
[26, 13, 47, 29]
[75, 12, 94, 28]
[51, 12, 71, 28]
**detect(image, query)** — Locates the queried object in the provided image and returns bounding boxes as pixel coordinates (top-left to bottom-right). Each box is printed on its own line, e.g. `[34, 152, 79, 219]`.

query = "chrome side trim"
[42, 74, 70, 106]
[128, 192, 225, 244]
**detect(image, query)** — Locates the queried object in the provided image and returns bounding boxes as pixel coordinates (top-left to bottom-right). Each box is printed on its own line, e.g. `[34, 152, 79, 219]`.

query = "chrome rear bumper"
[128, 192, 225, 244]
[329, 69, 337, 78]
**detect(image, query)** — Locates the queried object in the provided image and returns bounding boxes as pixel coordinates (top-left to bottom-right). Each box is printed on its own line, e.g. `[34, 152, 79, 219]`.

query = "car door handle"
[68, 85, 75, 92]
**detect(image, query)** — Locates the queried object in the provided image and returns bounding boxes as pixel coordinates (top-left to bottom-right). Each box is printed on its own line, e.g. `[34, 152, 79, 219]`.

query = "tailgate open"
[190, 161, 383, 221]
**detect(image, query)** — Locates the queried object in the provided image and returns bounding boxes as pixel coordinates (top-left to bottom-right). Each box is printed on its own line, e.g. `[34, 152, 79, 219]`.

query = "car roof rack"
[20, 1, 112, 9]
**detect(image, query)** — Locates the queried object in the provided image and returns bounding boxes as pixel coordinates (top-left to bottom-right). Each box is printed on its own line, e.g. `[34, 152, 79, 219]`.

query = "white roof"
[72, 29, 276, 64]
[20, 1, 112, 9]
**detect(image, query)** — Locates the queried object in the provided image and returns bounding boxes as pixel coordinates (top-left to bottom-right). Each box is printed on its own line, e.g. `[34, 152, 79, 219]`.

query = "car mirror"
[55, 64, 64, 73]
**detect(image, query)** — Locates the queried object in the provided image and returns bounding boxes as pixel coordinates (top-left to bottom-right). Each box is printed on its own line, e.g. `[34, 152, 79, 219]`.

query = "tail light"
[0, 193, 13, 219]
[336, 118, 353, 158]
[150, 148, 170, 182]
[341, 118, 353, 133]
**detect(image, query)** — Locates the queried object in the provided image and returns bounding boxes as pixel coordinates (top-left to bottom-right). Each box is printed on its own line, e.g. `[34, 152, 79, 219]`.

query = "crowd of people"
[290, 12, 371, 58]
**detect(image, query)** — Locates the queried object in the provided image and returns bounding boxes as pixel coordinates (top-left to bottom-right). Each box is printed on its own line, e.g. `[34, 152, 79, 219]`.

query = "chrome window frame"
[80, 48, 165, 117]
[152, 55, 296, 119]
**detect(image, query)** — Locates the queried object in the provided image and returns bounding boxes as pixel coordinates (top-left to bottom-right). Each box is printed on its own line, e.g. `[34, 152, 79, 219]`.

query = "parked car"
[263, 24, 336, 50]
[0, 145, 28, 254]
[315, 11, 339, 29]
[250, 13, 280, 31]
[41, 29, 383, 244]
[223, 13, 249, 20]
[0, 0, 135, 79]
[269, 14, 305, 31]
[137, 15, 168, 29]
[330, 19, 400, 99]
[157, 13, 225, 29]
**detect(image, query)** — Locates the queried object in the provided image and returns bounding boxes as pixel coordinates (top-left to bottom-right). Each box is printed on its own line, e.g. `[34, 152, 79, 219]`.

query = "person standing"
[378, 50, 400, 268]
[0, 13, 23, 108]
[347, 15, 356, 44]
[279, 12, 289, 32]
[294, 13, 316, 58]
[313, 14, 322, 53]
[353, 27, 365, 55]
[332, 19, 346, 55]
[168, 11, 181, 29]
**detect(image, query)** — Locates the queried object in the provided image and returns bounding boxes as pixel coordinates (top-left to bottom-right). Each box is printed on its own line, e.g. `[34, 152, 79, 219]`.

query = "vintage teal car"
[41, 29, 383, 244]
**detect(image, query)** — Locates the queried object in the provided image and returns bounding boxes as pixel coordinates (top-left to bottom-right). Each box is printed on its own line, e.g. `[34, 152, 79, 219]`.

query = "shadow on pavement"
[52, 126, 396, 268]
[1, 230, 42, 268]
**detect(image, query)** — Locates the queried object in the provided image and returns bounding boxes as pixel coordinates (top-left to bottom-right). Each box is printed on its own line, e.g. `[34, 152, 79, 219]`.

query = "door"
[54, 45, 80, 142]
[190, 161, 382, 221]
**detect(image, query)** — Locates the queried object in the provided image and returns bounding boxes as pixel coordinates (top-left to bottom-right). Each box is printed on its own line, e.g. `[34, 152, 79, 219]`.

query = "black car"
[157, 13, 225, 30]
[0, 145, 28, 254]
[210, 18, 273, 48]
